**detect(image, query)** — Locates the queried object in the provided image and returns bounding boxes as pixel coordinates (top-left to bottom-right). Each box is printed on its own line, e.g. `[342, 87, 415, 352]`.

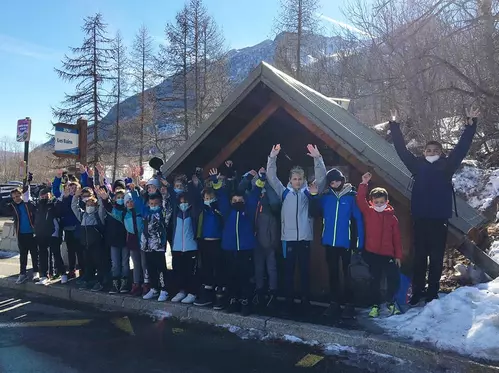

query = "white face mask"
[373, 204, 387, 213]
[86, 206, 96, 214]
[425, 155, 440, 163]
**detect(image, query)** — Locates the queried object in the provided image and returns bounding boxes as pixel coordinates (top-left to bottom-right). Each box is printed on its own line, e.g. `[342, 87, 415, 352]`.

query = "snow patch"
[147, 310, 173, 320]
[377, 281, 499, 361]
[324, 343, 357, 354]
[453, 165, 499, 211]
[489, 240, 499, 265]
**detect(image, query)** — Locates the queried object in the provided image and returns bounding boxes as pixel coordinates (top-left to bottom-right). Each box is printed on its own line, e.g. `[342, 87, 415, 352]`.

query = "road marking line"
[0, 319, 92, 328]
[296, 354, 324, 368]
[0, 301, 30, 313]
[111, 316, 135, 336]
[172, 328, 184, 334]
[0, 298, 17, 306]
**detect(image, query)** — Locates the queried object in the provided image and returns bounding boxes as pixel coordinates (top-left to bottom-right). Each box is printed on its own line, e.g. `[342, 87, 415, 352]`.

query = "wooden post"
[77, 118, 88, 165]
[202, 100, 280, 177]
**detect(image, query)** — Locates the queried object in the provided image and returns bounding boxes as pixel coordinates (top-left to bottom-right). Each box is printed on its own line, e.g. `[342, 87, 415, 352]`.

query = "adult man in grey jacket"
[266, 144, 327, 310]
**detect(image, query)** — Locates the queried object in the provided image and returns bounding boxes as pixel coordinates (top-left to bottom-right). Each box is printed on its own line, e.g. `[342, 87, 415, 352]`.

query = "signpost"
[53, 118, 88, 165]
[17, 118, 31, 186]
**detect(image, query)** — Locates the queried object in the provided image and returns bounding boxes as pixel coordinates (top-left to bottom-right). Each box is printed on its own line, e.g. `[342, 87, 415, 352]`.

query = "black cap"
[39, 187, 52, 197]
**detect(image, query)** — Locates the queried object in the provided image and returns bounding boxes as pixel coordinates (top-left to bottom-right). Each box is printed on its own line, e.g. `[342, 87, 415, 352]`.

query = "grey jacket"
[266, 155, 327, 242]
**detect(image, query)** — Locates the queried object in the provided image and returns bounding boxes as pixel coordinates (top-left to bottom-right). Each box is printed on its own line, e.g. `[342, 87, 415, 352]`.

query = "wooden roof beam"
[202, 100, 280, 177]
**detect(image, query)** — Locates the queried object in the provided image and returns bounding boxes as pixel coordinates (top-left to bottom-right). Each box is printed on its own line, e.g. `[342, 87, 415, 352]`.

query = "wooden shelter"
[163, 62, 495, 297]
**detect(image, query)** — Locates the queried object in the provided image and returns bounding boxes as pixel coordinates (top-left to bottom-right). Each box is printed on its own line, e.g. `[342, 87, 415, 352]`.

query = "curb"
[1, 277, 497, 373]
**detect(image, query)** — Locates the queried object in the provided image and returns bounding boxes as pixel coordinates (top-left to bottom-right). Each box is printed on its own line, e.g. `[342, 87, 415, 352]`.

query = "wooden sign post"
[53, 118, 88, 165]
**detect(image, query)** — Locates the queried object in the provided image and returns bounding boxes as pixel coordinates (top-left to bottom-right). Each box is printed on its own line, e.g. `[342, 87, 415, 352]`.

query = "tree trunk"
[296, 0, 302, 81]
[92, 22, 99, 164]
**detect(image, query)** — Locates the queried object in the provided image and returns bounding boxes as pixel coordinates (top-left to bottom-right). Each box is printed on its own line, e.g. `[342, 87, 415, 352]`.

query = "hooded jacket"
[213, 176, 263, 251]
[102, 199, 127, 248]
[390, 121, 477, 219]
[266, 155, 327, 242]
[356, 183, 402, 259]
[33, 198, 62, 238]
[311, 183, 365, 250]
[141, 207, 168, 252]
[71, 196, 106, 247]
[10, 200, 35, 236]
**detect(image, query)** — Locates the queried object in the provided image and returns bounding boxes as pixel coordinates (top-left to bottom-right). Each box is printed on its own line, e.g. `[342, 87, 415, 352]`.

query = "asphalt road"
[0, 288, 425, 373]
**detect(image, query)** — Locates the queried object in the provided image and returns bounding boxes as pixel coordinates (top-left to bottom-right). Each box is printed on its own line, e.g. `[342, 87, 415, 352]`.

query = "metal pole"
[23, 141, 29, 186]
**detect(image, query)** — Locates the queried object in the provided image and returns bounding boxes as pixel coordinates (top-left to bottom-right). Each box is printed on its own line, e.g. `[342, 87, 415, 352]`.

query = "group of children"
[11, 141, 407, 320]
[11, 107, 479, 320]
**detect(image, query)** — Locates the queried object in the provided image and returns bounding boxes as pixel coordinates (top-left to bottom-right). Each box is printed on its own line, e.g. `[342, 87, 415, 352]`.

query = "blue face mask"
[204, 198, 216, 206]
[174, 188, 183, 194]
[179, 203, 189, 212]
[116, 199, 124, 205]
[150, 206, 160, 212]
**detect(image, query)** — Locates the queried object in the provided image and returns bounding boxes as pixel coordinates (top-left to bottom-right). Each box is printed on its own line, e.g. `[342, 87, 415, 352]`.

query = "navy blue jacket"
[390, 121, 477, 219]
[214, 177, 263, 251]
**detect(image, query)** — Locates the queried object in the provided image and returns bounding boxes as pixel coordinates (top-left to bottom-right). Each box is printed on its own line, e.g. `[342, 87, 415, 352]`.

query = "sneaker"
[68, 270, 76, 280]
[194, 286, 214, 307]
[213, 287, 226, 311]
[143, 288, 159, 300]
[158, 290, 169, 302]
[50, 274, 61, 282]
[15, 274, 28, 284]
[130, 283, 142, 296]
[323, 302, 342, 318]
[142, 283, 151, 296]
[252, 292, 262, 310]
[409, 291, 426, 307]
[369, 305, 381, 318]
[227, 297, 239, 313]
[171, 291, 187, 303]
[387, 302, 401, 316]
[181, 293, 196, 304]
[266, 291, 277, 309]
[61, 274, 69, 284]
[425, 294, 439, 304]
[35, 277, 49, 285]
[119, 279, 129, 293]
[91, 282, 103, 292]
[109, 280, 120, 294]
[240, 298, 250, 316]
[342, 304, 356, 320]
[32, 272, 40, 282]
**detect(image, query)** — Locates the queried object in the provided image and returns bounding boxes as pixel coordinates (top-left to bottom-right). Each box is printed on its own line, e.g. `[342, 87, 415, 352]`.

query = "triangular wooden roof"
[163, 62, 486, 236]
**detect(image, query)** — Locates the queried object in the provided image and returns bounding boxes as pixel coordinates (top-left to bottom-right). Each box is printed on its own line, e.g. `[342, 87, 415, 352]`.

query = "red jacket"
[356, 183, 402, 259]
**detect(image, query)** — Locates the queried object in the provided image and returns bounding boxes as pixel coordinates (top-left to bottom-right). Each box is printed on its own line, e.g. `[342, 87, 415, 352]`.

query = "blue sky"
[0, 0, 355, 144]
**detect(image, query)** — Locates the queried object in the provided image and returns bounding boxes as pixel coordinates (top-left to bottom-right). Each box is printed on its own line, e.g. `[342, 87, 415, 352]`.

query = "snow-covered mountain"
[41, 32, 339, 151]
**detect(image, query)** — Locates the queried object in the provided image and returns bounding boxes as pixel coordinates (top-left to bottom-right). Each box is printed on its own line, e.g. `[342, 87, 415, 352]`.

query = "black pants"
[37, 236, 64, 277]
[198, 239, 222, 287]
[325, 246, 353, 304]
[65, 230, 85, 274]
[413, 219, 448, 299]
[284, 241, 310, 299]
[363, 251, 400, 305]
[83, 242, 106, 283]
[18, 233, 38, 275]
[145, 251, 167, 291]
[172, 251, 198, 294]
[222, 250, 254, 301]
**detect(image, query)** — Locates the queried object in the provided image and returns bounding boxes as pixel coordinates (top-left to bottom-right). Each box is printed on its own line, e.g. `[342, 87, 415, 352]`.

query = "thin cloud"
[0, 34, 60, 60]
[319, 15, 370, 36]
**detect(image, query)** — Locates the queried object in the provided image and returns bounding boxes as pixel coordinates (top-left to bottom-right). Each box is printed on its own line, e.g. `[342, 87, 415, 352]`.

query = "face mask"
[179, 203, 189, 212]
[204, 198, 216, 206]
[373, 204, 387, 213]
[150, 206, 160, 212]
[82, 197, 89, 203]
[86, 206, 96, 214]
[116, 198, 124, 205]
[39, 198, 48, 204]
[174, 188, 183, 194]
[232, 202, 245, 211]
[425, 155, 440, 163]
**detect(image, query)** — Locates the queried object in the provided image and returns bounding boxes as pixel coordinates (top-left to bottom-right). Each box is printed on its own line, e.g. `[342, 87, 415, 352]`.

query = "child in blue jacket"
[211, 167, 264, 316]
[311, 168, 364, 320]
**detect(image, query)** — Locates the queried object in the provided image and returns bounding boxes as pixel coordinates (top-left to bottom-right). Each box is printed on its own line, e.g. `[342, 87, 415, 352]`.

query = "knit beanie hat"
[146, 178, 160, 189]
[124, 193, 133, 205]
[326, 168, 346, 184]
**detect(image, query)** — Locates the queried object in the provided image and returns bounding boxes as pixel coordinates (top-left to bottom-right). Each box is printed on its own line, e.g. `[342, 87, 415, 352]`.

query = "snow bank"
[377, 280, 499, 361]
[489, 240, 499, 264]
[453, 164, 499, 211]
